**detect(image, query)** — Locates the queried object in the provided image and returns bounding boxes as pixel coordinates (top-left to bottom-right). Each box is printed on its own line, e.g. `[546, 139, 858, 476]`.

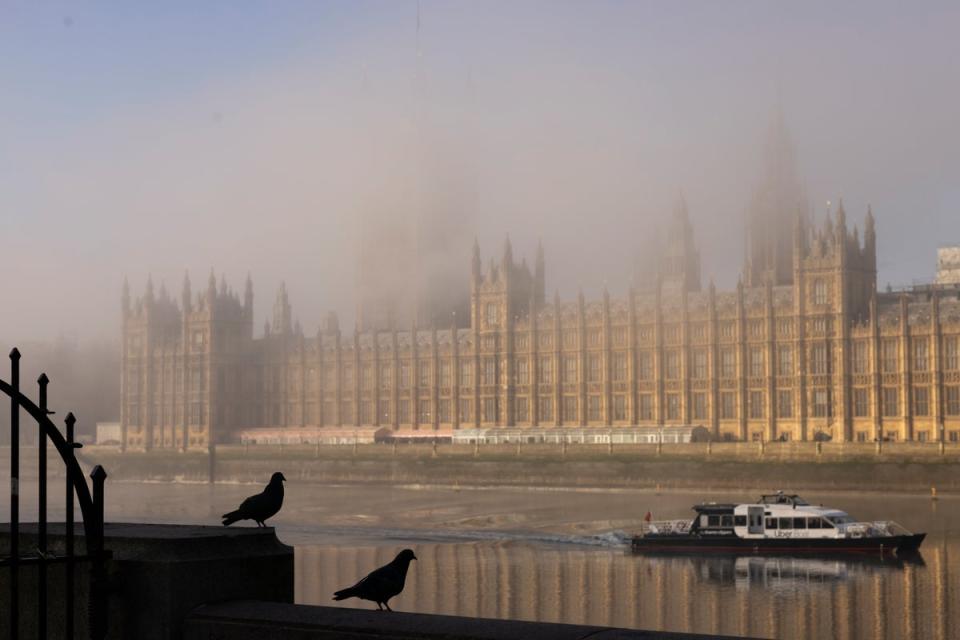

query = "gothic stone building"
[120, 200, 960, 450]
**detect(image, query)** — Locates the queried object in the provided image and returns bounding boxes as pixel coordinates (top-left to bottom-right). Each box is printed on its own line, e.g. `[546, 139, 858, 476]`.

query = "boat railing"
[645, 519, 693, 535]
[870, 521, 912, 536]
[840, 521, 909, 538]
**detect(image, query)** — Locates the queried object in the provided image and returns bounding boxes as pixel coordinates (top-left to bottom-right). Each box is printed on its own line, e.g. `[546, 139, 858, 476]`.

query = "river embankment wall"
[5, 442, 955, 493]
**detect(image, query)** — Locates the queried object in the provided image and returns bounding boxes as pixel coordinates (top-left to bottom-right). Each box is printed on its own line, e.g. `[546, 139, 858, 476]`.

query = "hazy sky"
[2, 1, 958, 343]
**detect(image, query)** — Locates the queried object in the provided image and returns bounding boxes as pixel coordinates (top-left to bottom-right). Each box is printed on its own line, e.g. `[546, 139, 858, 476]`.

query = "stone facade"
[120, 198, 960, 450]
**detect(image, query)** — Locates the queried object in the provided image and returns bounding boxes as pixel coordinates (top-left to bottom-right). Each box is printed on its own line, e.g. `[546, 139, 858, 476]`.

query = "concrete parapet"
[0, 523, 293, 640]
[183, 601, 743, 640]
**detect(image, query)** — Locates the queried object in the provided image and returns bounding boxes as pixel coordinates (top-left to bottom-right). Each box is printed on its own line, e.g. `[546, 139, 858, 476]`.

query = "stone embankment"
[10, 442, 953, 493]
[2, 523, 735, 639]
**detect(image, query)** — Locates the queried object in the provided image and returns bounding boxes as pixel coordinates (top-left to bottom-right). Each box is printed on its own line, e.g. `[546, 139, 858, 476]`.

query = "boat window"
[721, 515, 734, 527]
[793, 518, 807, 529]
[735, 515, 747, 527]
[765, 517, 777, 529]
[778, 517, 792, 529]
[821, 518, 835, 528]
[708, 515, 720, 527]
[807, 518, 822, 529]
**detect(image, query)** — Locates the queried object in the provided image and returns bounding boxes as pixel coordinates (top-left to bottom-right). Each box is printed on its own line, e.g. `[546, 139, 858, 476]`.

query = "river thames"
[6, 480, 958, 639]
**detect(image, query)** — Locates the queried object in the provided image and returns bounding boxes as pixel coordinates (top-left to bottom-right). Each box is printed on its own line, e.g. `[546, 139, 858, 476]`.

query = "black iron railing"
[1, 348, 109, 639]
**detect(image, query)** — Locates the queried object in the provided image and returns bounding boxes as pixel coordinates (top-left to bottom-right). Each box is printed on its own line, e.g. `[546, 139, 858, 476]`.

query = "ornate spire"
[244, 273, 253, 314]
[834, 198, 847, 251]
[674, 190, 689, 222]
[273, 282, 292, 335]
[502, 234, 513, 269]
[206, 268, 217, 302]
[181, 271, 192, 312]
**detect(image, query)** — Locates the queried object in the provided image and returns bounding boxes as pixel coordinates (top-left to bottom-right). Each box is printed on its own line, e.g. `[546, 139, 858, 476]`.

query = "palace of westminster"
[120, 122, 960, 450]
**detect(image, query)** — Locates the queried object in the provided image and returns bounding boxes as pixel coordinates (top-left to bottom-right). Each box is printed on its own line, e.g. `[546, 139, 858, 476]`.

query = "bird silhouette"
[333, 549, 417, 611]
[221, 471, 286, 527]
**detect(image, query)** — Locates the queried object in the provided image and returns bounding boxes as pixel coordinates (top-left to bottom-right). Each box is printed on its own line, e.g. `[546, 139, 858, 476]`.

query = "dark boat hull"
[632, 532, 925, 555]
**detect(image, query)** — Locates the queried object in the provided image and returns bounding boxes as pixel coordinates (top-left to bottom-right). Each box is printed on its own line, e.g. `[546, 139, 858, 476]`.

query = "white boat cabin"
[695, 493, 872, 540]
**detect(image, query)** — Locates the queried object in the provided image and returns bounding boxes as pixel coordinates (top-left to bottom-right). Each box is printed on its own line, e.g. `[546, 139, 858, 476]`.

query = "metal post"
[38, 373, 50, 640]
[89, 465, 108, 640]
[9, 348, 20, 640]
[65, 413, 76, 640]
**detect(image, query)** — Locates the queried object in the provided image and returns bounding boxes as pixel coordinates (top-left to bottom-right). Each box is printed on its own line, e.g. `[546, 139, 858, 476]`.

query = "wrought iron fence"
[1, 348, 109, 639]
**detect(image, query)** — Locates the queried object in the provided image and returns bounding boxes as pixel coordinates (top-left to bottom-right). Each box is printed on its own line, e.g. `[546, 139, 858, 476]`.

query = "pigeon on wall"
[333, 549, 418, 611]
[221, 471, 286, 527]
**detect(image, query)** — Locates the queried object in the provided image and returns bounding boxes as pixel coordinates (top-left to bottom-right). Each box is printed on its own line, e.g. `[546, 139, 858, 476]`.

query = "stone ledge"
[184, 601, 745, 639]
[1, 522, 292, 562]
[2, 523, 293, 640]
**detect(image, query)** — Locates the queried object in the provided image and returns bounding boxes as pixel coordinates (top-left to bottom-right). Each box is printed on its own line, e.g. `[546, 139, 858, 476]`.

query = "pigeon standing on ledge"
[333, 549, 418, 611]
[222, 471, 286, 527]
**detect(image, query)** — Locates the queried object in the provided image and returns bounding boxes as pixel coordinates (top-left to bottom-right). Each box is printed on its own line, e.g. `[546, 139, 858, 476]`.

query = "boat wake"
[282, 523, 632, 549]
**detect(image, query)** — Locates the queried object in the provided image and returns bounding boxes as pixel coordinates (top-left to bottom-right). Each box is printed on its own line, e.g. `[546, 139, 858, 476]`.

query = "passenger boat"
[631, 492, 925, 555]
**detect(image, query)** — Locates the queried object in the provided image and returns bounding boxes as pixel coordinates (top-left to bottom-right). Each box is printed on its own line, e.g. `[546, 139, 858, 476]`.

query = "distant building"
[119, 120, 960, 450]
[937, 246, 960, 285]
[96, 422, 122, 445]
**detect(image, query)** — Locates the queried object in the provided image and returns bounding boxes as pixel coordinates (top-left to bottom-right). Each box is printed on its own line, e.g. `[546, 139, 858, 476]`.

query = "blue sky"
[2, 1, 959, 341]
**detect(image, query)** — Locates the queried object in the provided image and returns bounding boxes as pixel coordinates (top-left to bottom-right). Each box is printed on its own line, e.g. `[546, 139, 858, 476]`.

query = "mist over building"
[117, 115, 960, 451]
[743, 109, 808, 288]
[355, 200, 472, 333]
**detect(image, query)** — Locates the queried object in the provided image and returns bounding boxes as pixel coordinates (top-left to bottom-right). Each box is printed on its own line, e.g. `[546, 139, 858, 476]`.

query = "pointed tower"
[661, 194, 702, 293]
[243, 274, 253, 318]
[471, 238, 482, 286]
[470, 240, 539, 333]
[744, 108, 807, 286]
[272, 282, 292, 335]
[206, 269, 217, 309]
[180, 272, 192, 313]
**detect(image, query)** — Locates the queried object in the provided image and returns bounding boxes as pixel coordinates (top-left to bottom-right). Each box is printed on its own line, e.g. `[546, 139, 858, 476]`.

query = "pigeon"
[333, 549, 417, 611]
[221, 471, 286, 527]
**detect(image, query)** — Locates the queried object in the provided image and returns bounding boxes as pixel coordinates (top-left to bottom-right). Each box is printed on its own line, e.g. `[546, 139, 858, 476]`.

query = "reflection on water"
[297, 543, 955, 640]
[3, 479, 956, 639]
[676, 552, 925, 593]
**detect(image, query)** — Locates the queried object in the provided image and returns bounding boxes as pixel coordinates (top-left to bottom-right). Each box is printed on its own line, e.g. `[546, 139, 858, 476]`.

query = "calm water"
[4, 479, 958, 639]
